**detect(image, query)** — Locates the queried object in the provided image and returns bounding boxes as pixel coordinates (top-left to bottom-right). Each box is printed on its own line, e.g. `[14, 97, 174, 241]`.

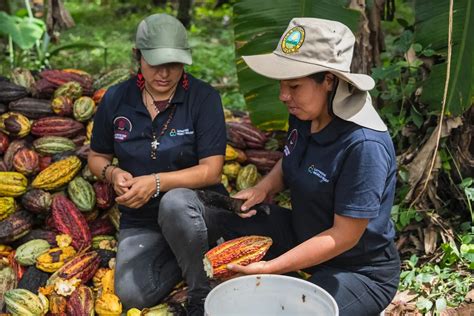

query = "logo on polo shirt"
[308, 164, 329, 183]
[113, 116, 132, 142]
[169, 128, 194, 137]
[284, 129, 298, 156]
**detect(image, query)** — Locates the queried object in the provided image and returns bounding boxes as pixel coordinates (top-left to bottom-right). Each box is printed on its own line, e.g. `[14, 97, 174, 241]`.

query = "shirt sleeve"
[194, 90, 226, 159]
[334, 140, 391, 218]
[90, 89, 115, 154]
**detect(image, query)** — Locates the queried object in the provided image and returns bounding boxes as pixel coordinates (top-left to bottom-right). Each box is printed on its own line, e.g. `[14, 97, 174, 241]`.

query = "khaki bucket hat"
[136, 13, 192, 66]
[242, 17, 387, 131]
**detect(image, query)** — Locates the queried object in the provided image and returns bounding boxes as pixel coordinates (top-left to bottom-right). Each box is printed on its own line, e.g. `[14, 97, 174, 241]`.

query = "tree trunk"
[46, 0, 75, 42]
[0, 0, 10, 13]
[349, 0, 384, 75]
[177, 0, 192, 28]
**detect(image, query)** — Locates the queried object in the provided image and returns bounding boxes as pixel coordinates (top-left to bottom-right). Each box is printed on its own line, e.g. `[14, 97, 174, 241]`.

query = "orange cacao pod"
[12, 147, 39, 176]
[203, 235, 272, 279]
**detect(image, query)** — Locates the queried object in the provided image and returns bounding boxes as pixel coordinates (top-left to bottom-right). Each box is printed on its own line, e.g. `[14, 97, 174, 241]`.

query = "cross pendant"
[151, 139, 160, 150]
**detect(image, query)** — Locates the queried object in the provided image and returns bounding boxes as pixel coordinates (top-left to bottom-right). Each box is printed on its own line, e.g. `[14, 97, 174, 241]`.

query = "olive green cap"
[135, 13, 192, 66]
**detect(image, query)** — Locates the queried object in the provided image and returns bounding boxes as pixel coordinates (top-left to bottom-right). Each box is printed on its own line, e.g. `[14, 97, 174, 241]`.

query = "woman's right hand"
[232, 186, 268, 218]
[110, 168, 133, 196]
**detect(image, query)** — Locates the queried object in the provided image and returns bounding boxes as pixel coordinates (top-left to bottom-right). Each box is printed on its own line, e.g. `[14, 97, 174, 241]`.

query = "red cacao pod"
[12, 147, 39, 175]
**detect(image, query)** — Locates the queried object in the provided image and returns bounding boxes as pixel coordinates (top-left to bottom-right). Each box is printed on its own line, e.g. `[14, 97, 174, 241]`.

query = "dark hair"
[309, 71, 327, 84]
[134, 49, 142, 62]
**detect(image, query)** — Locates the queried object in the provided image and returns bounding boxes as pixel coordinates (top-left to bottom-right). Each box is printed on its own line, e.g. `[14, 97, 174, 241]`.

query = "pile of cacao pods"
[0, 67, 288, 315]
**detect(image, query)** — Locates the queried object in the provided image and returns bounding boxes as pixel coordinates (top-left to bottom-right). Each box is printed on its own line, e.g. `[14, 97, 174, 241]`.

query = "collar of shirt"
[310, 116, 356, 145]
[122, 74, 188, 116]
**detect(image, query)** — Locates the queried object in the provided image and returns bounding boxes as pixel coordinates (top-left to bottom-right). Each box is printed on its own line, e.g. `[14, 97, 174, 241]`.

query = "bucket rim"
[204, 274, 339, 314]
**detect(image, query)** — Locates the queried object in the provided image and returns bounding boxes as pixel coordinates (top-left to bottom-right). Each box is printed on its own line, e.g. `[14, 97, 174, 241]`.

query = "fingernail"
[227, 264, 233, 269]
[241, 206, 247, 211]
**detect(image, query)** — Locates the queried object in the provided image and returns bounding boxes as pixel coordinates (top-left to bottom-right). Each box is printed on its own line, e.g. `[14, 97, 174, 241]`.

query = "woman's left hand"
[115, 175, 156, 208]
[227, 261, 269, 275]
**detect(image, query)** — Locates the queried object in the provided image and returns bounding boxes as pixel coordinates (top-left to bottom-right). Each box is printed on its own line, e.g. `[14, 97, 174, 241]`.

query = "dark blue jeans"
[220, 204, 401, 316]
[114, 188, 227, 310]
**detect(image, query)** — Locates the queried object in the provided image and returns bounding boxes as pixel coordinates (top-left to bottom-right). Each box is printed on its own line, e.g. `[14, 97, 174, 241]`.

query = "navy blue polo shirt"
[282, 115, 397, 264]
[90, 74, 227, 228]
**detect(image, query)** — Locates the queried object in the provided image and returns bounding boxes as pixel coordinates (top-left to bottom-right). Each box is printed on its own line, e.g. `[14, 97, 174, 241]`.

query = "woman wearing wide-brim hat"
[88, 13, 228, 315]
[224, 18, 400, 315]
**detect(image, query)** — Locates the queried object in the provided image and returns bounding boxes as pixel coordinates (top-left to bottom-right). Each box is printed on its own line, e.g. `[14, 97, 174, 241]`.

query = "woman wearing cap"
[88, 13, 227, 314]
[221, 18, 400, 315]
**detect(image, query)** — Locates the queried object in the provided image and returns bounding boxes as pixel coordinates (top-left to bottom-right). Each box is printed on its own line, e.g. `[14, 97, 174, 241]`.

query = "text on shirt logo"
[308, 164, 330, 183]
[113, 116, 132, 142]
[169, 128, 194, 137]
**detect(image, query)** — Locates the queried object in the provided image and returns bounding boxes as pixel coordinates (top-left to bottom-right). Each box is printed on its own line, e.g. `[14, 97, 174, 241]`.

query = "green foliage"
[459, 178, 474, 222]
[400, 254, 474, 314]
[391, 205, 423, 230]
[415, 0, 473, 116]
[0, 11, 45, 50]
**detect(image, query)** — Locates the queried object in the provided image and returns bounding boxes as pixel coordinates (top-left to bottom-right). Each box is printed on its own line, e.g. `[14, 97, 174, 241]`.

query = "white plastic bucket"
[204, 274, 339, 316]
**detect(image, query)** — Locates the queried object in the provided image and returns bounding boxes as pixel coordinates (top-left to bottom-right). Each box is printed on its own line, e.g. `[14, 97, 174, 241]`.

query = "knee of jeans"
[158, 188, 197, 224]
[114, 271, 148, 309]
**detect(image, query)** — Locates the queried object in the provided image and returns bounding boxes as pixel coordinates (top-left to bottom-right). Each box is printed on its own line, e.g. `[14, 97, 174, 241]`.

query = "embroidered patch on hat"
[284, 129, 298, 156]
[281, 26, 305, 54]
[113, 116, 132, 142]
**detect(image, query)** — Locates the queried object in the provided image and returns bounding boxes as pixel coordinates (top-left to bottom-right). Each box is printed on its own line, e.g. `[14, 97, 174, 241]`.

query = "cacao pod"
[48, 293, 67, 314]
[51, 96, 73, 117]
[95, 293, 122, 316]
[33, 136, 76, 155]
[0, 112, 31, 138]
[67, 176, 96, 212]
[92, 88, 106, 104]
[226, 122, 267, 147]
[236, 164, 259, 191]
[14, 239, 51, 266]
[0, 262, 17, 311]
[47, 251, 100, 285]
[75, 143, 90, 159]
[66, 285, 94, 316]
[51, 194, 91, 251]
[86, 120, 93, 140]
[37, 69, 93, 96]
[0, 81, 28, 103]
[94, 181, 115, 209]
[92, 235, 116, 250]
[0, 132, 9, 155]
[31, 116, 84, 138]
[38, 155, 52, 171]
[10, 68, 36, 94]
[0, 211, 34, 244]
[0, 197, 17, 221]
[53, 81, 83, 100]
[17, 266, 49, 294]
[93, 68, 130, 90]
[16, 229, 57, 247]
[203, 235, 272, 279]
[89, 217, 115, 237]
[223, 162, 241, 180]
[36, 246, 76, 273]
[8, 98, 52, 119]
[32, 155, 81, 190]
[12, 148, 39, 176]
[4, 288, 48, 316]
[73, 96, 95, 122]
[3, 139, 26, 170]
[0, 172, 27, 197]
[245, 149, 283, 173]
[21, 189, 52, 214]
[81, 164, 98, 182]
[106, 205, 121, 231]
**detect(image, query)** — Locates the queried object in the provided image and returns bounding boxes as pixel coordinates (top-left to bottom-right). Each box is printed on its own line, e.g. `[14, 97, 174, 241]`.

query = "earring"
[181, 72, 189, 90]
[136, 69, 145, 91]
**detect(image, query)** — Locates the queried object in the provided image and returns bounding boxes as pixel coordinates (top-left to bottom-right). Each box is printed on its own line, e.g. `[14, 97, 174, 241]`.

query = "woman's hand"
[110, 168, 133, 196]
[227, 261, 270, 275]
[232, 186, 268, 218]
[114, 175, 156, 209]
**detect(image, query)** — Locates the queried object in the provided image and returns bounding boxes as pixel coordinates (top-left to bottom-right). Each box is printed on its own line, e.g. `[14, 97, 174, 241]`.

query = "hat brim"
[141, 47, 192, 66]
[242, 53, 375, 91]
[332, 80, 387, 131]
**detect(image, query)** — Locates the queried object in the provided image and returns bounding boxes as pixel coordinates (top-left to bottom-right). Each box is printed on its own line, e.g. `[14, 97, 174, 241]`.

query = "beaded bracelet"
[107, 166, 117, 183]
[152, 173, 160, 198]
[101, 163, 112, 181]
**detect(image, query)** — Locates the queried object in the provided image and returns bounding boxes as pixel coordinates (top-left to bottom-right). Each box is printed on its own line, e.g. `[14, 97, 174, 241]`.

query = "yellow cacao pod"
[225, 144, 239, 161]
[32, 156, 81, 190]
[0, 172, 28, 197]
[0, 197, 17, 220]
[95, 293, 122, 316]
[236, 164, 259, 191]
[36, 246, 77, 273]
[223, 162, 241, 180]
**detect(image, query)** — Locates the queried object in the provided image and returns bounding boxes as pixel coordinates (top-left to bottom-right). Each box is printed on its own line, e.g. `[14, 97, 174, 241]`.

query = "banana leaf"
[233, 0, 361, 130]
[415, 0, 473, 115]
